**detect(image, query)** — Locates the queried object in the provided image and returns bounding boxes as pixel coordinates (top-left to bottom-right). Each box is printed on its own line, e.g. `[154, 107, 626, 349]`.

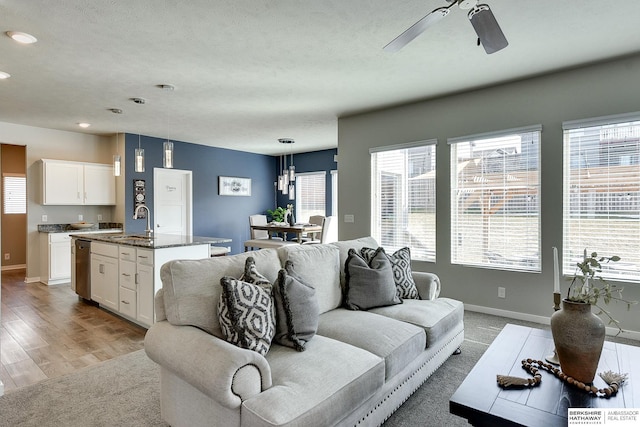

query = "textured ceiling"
[1, 0, 640, 155]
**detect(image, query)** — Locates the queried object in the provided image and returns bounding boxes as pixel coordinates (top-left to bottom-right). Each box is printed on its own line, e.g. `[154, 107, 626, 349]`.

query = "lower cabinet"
[90, 241, 210, 328]
[90, 243, 119, 311]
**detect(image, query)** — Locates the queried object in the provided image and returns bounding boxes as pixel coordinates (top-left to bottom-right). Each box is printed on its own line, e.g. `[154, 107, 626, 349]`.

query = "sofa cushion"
[273, 261, 319, 351]
[161, 249, 281, 337]
[277, 244, 341, 314]
[361, 247, 419, 299]
[217, 276, 275, 356]
[330, 236, 379, 289]
[344, 248, 402, 310]
[317, 309, 426, 380]
[370, 298, 464, 348]
[241, 335, 385, 427]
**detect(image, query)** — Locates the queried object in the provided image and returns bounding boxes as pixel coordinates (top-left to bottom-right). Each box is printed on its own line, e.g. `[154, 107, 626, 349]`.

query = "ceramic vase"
[550, 299, 605, 384]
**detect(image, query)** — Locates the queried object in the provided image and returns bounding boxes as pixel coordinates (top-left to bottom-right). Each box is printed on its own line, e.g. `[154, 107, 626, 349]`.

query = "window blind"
[563, 114, 640, 282]
[449, 126, 541, 271]
[295, 172, 326, 222]
[3, 174, 26, 215]
[331, 170, 338, 216]
[370, 140, 436, 262]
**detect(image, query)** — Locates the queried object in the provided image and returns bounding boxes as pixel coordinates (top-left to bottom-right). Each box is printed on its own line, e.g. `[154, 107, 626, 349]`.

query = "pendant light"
[160, 84, 175, 168]
[135, 134, 145, 173]
[110, 108, 123, 177]
[278, 138, 295, 199]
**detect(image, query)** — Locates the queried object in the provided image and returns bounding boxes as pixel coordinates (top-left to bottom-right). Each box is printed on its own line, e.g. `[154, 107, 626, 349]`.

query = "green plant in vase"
[266, 207, 287, 223]
[566, 250, 637, 334]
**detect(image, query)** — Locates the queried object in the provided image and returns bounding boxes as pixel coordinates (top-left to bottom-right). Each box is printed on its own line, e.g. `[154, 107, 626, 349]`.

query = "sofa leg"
[453, 347, 461, 355]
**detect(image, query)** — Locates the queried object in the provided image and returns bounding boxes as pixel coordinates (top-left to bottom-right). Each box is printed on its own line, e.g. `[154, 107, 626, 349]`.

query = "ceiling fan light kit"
[384, 0, 507, 54]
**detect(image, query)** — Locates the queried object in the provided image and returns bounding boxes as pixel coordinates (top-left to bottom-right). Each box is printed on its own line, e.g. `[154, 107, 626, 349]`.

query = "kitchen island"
[71, 233, 231, 328]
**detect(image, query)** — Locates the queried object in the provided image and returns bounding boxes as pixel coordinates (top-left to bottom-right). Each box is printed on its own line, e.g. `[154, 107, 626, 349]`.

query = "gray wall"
[337, 53, 640, 337]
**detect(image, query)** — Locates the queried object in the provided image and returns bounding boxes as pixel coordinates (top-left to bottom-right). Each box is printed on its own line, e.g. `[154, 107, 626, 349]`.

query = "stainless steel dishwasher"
[74, 238, 91, 300]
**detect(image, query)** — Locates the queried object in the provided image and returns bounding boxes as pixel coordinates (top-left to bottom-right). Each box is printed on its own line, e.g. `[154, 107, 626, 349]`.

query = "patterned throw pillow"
[273, 260, 319, 351]
[361, 247, 418, 299]
[344, 248, 402, 310]
[217, 257, 275, 355]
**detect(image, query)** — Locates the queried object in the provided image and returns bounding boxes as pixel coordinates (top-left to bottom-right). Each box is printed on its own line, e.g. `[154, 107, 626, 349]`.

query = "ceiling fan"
[384, 0, 508, 54]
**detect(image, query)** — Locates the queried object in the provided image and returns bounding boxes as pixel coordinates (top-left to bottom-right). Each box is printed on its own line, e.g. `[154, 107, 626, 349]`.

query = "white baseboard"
[0, 380, 4, 397]
[464, 304, 640, 342]
[1, 264, 26, 271]
[25, 276, 41, 284]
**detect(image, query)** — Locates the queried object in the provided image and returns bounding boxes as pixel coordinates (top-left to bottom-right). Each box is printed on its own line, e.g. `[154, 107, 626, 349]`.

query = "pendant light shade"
[278, 138, 295, 196]
[135, 135, 145, 173]
[113, 154, 121, 176]
[163, 141, 174, 168]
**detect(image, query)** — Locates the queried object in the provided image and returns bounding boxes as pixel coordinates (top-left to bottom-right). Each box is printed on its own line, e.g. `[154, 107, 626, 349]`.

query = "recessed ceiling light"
[78, 123, 91, 128]
[0, 71, 10, 79]
[6, 31, 38, 44]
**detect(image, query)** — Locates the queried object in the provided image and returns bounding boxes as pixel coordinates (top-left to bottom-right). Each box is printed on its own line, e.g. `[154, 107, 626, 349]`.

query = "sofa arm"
[145, 320, 272, 409]
[412, 271, 441, 300]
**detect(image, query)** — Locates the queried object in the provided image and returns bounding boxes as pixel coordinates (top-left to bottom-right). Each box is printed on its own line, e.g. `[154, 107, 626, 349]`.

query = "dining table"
[250, 223, 323, 243]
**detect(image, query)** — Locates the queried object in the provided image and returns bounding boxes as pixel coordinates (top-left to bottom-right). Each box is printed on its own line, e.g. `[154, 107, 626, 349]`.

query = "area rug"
[0, 312, 555, 426]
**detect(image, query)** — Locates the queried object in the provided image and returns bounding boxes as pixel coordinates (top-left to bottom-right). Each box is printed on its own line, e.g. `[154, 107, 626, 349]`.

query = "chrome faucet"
[133, 204, 153, 237]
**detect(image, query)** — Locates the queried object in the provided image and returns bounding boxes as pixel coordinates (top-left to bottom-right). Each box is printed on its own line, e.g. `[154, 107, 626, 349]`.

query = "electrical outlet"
[344, 214, 355, 223]
[97, 214, 103, 221]
[498, 287, 506, 299]
[78, 214, 83, 221]
[42, 214, 48, 222]
[4, 253, 9, 260]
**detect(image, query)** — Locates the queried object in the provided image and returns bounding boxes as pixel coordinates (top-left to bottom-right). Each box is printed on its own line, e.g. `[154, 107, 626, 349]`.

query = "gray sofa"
[144, 237, 464, 427]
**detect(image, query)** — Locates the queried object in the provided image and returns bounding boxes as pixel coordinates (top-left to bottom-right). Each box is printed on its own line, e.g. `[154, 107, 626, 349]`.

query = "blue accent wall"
[124, 134, 337, 254]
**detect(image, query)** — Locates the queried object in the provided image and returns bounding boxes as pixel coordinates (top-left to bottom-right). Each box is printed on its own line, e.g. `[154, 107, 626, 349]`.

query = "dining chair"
[244, 214, 294, 251]
[302, 216, 337, 244]
[300, 215, 325, 243]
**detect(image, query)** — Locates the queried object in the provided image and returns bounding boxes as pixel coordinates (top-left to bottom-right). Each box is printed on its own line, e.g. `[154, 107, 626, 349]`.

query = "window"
[450, 126, 541, 271]
[3, 174, 27, 214]
[371, 140, 436, 262]
[331, 170, 338, 216]
[563, 113, 640, 282]
[295, 172, 326, 222]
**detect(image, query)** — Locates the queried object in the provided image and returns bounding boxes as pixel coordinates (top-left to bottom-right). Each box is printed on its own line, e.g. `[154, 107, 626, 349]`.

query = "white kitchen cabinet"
[41, 159, 115, 205]
[136, 249, 154, 326]
[83, 164, 116, 205]
[117, 247, 154, 327]
[91, 243, 119, 311]
[40, 232, 72, 285]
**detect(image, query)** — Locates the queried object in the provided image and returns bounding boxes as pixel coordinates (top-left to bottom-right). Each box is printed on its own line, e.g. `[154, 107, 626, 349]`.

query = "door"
[153, 168, 192, 235]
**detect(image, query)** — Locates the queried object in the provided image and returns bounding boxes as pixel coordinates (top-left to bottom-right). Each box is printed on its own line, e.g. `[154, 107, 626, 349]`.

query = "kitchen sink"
[106, 234, 154, 243]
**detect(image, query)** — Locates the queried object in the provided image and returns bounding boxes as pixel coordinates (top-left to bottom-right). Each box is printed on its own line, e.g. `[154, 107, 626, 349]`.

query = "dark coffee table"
[450, 324, 640, 426]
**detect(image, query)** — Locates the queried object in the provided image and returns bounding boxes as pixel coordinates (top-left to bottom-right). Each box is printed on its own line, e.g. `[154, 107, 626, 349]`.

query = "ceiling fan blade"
[383, 7, 451, 53]
[468, 4, 508, 54]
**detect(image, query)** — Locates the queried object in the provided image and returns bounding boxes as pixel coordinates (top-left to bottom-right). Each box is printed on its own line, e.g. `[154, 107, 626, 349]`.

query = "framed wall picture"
[219, 176, 251, 196]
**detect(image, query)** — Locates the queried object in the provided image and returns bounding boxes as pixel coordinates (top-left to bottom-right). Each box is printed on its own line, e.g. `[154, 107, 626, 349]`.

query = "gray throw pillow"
[360, 247, 419, 299]
[217, 257, 275, 356]
[344, 248, 402, 310]
[217, 277, 275, 356]
[273, 260, 319, 351]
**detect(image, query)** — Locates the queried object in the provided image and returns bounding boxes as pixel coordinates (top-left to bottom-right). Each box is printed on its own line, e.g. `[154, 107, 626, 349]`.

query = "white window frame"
[449, 125, 542, 272]
[562, 112, 640, 283]
[370, 139, 437, 262]
[295, 171, 326, 222]
[3, 173, 27, 215]
[331, 170, 337, 216]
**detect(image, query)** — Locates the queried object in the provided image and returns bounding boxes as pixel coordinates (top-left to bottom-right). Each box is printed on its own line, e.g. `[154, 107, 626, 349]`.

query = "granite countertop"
[70, 232, 232, 249]
[38, 223, 123, 233]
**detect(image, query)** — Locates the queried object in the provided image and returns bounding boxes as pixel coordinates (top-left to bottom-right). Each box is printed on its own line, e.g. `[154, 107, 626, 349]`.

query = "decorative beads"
[519, 359, 621, 398]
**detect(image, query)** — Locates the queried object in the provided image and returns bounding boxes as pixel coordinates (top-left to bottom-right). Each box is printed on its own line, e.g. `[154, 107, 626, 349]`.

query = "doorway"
[153, 168, 193, 235]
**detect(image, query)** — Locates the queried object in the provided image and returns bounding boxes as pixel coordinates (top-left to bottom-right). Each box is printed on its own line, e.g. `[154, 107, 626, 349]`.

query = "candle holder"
[545, 291, 562, 365]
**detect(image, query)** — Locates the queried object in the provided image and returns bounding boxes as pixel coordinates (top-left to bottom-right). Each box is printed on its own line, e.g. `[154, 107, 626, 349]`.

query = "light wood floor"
[0, 269, 146, 393]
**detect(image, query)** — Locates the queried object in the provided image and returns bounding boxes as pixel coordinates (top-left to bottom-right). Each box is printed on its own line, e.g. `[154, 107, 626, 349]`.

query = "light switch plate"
[42, 214, 48, 222]
[78, 214, 83, 221]
[344, 214, 355, 223]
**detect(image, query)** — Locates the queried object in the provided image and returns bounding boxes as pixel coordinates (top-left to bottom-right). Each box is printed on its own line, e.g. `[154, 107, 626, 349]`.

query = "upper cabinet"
[41, 159, 116, 205]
